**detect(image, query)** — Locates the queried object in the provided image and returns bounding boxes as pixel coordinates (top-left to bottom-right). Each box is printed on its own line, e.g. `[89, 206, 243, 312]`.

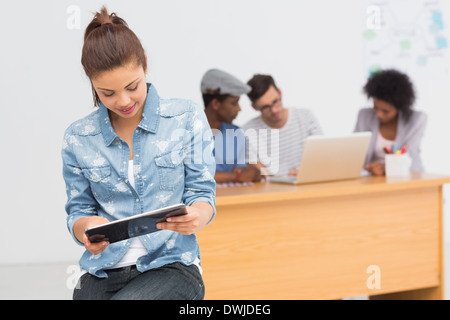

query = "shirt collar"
[99, 83, 160, 146]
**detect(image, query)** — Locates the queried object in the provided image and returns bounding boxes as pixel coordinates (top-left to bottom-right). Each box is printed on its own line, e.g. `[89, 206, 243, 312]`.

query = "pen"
[392, 144, 396, 154]
[382, 145, 392, 154]
[400, 144, 407, 154]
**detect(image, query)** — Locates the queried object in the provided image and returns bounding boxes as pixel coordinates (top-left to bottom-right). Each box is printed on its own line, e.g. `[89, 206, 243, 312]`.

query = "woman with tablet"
[61, 6, 216, 300]
[354, 69, 427, 176]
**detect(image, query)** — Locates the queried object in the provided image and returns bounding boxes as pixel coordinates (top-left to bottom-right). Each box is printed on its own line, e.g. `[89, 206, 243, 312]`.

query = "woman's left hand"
[156, 202, 213, 235]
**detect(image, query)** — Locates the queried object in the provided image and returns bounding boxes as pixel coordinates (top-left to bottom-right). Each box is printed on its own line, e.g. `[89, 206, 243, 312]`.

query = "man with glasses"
[243, 74, 322, 176]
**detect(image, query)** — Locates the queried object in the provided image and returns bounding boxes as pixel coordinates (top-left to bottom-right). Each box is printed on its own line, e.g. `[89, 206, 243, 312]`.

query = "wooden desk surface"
[215, 173, 450, 204]
[199, 173, 450, 300]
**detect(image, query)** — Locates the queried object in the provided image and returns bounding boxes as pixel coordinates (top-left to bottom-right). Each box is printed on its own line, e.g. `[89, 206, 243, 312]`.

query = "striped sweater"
[242, 108, 322, 176]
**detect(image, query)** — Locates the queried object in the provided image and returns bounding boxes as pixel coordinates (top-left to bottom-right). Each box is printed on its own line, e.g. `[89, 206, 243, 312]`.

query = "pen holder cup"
[385, 154, 411, 177]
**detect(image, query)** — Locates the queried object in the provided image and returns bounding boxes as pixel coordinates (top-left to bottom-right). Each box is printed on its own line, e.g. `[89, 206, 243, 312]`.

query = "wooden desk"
[197, 173, 450, 300]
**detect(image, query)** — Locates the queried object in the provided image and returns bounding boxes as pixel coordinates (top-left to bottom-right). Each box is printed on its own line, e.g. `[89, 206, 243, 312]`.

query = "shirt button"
[136, 175, 140, 179]
[136, 198, 139, 202]
[136, 154, 140, 157]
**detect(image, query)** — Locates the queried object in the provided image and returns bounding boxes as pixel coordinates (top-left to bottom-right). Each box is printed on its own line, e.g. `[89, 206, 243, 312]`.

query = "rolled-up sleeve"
[182, 102, 216, 223]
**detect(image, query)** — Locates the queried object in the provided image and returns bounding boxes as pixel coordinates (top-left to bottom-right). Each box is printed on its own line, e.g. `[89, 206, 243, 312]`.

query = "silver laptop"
[270, 132, 372, 185]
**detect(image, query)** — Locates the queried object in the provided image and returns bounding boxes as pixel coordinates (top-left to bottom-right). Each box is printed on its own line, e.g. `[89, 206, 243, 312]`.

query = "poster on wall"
[364, 0, 449, 77]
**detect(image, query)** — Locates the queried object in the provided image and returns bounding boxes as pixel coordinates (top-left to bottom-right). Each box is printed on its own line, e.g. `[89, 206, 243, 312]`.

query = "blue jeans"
[73, 262, 204, 300]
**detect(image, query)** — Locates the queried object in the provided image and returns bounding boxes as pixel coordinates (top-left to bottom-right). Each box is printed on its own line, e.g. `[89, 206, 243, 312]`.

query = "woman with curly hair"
[354, 69, 427, 176]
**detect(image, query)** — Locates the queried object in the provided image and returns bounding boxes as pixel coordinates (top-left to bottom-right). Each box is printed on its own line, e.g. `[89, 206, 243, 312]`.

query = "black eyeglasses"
[255, 97, 281, 112]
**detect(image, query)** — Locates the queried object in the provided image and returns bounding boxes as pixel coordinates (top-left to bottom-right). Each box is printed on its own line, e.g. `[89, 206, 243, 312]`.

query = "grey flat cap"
[201, 69, 251, 96]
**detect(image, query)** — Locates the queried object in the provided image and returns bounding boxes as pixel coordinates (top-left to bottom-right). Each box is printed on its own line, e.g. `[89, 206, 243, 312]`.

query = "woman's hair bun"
[84, 6, 127, 40]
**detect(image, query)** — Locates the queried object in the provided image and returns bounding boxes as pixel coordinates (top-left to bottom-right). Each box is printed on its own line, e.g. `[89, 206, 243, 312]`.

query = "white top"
[373, 131, 395, 163]
[108, 160, 148, 269]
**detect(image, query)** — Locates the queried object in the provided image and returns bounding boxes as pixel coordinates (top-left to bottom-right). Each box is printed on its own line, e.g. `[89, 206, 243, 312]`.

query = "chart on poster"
[363, 0, 449, 77]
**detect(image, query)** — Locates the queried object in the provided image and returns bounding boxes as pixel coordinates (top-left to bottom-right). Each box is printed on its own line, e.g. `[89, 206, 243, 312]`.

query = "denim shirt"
[214, 122, 247, 173]
[61, 84, 216, 278]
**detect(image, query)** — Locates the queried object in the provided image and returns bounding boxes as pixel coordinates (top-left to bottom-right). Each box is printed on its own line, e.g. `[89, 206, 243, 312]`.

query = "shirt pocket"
[81, 165, 113, 202]
[155, 150, 185, 191]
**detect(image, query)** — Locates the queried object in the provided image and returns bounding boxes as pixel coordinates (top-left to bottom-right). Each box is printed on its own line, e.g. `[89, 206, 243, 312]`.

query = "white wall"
[1, 0, 450, 265]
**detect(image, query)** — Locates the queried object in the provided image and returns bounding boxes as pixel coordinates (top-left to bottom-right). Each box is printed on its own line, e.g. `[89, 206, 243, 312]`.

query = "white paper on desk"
[216, 182, 254, 188]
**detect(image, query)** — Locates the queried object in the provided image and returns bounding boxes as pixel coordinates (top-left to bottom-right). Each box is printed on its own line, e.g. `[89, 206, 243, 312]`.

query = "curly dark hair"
[202, 93, 230, 109]
[363, 69, 415, 121]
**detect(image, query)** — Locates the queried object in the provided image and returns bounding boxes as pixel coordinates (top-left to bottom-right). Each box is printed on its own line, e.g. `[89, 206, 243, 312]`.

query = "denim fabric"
[62, 83, 216, 278]
[213, 122, 247, 173]
[73, 262, 204, 300]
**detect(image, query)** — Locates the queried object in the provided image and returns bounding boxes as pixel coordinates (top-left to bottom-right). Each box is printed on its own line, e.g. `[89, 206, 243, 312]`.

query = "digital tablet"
[84, 203, 187, 243]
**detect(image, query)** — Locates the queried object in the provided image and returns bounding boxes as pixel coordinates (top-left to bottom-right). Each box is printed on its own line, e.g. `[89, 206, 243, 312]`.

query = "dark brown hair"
[247, 74, 279, 103]
[81, 6, 147, 106]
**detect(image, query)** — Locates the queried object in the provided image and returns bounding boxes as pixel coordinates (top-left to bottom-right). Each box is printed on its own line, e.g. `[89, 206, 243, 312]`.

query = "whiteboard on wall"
[364, 0, 449, 77]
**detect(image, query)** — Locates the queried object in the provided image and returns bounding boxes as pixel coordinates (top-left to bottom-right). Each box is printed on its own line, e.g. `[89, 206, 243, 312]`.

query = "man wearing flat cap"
[201, 69, 262, 184]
